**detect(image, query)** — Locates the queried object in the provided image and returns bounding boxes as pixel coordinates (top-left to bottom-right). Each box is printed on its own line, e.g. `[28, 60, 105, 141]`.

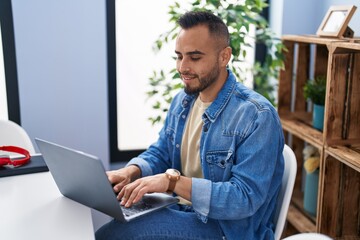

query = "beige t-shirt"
[181, 96, 211, 178]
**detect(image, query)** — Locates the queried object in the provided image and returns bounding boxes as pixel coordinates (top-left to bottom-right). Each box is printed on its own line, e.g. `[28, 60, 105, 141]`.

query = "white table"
[0, 171, 94, 240]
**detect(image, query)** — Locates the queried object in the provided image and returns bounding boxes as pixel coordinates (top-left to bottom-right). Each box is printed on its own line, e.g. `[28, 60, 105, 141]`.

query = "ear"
[219, 47, 232, 67]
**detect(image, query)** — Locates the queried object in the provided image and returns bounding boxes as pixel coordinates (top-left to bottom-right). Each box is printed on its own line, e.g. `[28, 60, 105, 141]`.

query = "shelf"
[279, 35, 360, 239]
[331, 41, 360, 53]
[291, 189, 317, 222]
[282, 35, 347, 45]
[287, 189, 317, 233]
[335, 237, 360, 240]
[325, 145, 360, 172]
[280, 116, 323, 149]
[287, 204, 317, 233]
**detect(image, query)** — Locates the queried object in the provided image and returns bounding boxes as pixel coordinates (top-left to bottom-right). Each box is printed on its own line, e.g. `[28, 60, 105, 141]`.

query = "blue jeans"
[95, 205, 224, 240]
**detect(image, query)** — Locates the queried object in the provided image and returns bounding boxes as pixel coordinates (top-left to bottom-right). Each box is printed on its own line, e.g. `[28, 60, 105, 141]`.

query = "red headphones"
[0, 146, 31, 167]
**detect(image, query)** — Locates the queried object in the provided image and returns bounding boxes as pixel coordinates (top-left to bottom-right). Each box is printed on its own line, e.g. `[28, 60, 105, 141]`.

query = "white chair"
[283, 233, 333, 240]
[0, 119, 35, 155]
[274, 144, 297, 240]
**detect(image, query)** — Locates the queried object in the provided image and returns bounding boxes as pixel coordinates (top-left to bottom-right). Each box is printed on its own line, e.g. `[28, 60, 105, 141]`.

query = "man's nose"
[178, 60, 190, 73]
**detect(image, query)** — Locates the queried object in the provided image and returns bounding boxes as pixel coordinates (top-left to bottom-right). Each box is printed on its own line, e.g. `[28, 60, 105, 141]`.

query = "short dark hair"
[177, 11, 230, 47]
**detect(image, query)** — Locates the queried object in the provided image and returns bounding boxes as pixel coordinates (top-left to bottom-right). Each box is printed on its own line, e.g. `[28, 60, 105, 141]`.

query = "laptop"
[35, 138, 179, 222]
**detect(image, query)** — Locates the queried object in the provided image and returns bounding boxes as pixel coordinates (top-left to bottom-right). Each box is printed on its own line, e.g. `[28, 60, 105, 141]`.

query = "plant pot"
[312, 104, 324, 131]
[303, 169, 319, 217]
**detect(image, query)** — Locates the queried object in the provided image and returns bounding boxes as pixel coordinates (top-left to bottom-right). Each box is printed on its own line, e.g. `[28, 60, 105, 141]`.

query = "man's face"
[175, 25, 222, 95]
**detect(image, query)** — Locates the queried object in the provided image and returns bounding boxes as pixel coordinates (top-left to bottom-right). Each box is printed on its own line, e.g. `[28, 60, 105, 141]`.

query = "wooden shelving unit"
[278, 35, 360, 239]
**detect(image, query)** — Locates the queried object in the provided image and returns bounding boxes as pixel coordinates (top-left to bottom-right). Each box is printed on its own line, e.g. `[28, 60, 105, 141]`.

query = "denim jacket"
[128, 70, 284, 239]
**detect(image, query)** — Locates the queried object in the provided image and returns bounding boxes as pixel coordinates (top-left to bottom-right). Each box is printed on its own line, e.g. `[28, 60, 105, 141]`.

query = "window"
[0, 24, 8, 120]
[107, 0, 261, 162]
[0, 0, 21, 123]
[108, 0, 190, 162]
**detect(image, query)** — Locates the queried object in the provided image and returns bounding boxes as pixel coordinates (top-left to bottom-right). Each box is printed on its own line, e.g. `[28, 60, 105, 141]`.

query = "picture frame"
[316, 5, 357, 38]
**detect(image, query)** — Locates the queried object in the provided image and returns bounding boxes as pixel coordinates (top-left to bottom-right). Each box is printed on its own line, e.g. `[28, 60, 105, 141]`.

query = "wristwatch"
[165, 169, 181, 193]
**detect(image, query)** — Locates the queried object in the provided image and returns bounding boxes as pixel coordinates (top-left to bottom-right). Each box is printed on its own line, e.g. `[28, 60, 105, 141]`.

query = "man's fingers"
[124, 190, 137, 207]
[128, 184, 148, 205]
[113, 182, 126, 192]
[117, 175, 165, 207]
[133, 187, 147, 204]
[119, 181, 147, 207]
[119, 182, 136, 204]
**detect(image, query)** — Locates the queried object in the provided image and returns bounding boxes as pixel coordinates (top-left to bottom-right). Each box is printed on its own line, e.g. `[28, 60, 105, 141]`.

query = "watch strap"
[165, 169, 180, 194]
[167, 179, 177, 194]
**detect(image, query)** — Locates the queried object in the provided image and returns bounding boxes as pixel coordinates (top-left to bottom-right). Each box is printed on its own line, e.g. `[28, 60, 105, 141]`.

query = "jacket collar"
[205, 70, 236, 122]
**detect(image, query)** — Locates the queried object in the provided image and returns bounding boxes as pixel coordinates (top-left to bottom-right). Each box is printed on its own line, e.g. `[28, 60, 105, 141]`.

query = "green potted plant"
[303, 75, 327, 131]
[146, 0, 286, 125]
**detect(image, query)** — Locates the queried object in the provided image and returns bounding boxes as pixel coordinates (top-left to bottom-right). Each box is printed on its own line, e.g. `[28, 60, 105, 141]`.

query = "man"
[96, 11, 284, 240]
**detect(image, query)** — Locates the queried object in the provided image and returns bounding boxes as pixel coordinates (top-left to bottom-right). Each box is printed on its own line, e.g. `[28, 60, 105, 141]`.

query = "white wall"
[11, 0, 110, 230]
[12, 0, 109, 167]
[271, 0, 359, 36]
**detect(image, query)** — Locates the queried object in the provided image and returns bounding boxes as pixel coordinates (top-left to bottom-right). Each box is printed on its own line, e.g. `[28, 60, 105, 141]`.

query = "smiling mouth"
[181, 74, 197, 81]
[182, 76, 193, 81]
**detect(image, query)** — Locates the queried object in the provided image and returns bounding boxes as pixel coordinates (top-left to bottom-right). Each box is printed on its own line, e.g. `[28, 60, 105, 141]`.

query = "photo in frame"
[316, 5, 357, 38]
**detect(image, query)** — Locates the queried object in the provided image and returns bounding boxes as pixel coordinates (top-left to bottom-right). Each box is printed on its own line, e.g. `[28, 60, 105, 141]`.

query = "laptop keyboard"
[120, 199, 153, 217]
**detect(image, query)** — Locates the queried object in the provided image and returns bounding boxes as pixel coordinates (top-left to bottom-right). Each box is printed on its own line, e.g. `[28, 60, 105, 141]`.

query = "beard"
[182, 62, 220, 95]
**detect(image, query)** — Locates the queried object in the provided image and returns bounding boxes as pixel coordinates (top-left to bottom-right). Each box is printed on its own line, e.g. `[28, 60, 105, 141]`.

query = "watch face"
[166, 169, 180, 176]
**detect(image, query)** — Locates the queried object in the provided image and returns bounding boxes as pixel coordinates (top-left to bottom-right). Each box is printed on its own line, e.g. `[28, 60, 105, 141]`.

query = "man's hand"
[106, 165, 141, 193]
[118, 174, 169, 207]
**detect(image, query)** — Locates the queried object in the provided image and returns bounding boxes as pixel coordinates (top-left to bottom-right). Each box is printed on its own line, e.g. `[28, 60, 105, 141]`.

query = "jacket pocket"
[205, 150, 234, 182]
